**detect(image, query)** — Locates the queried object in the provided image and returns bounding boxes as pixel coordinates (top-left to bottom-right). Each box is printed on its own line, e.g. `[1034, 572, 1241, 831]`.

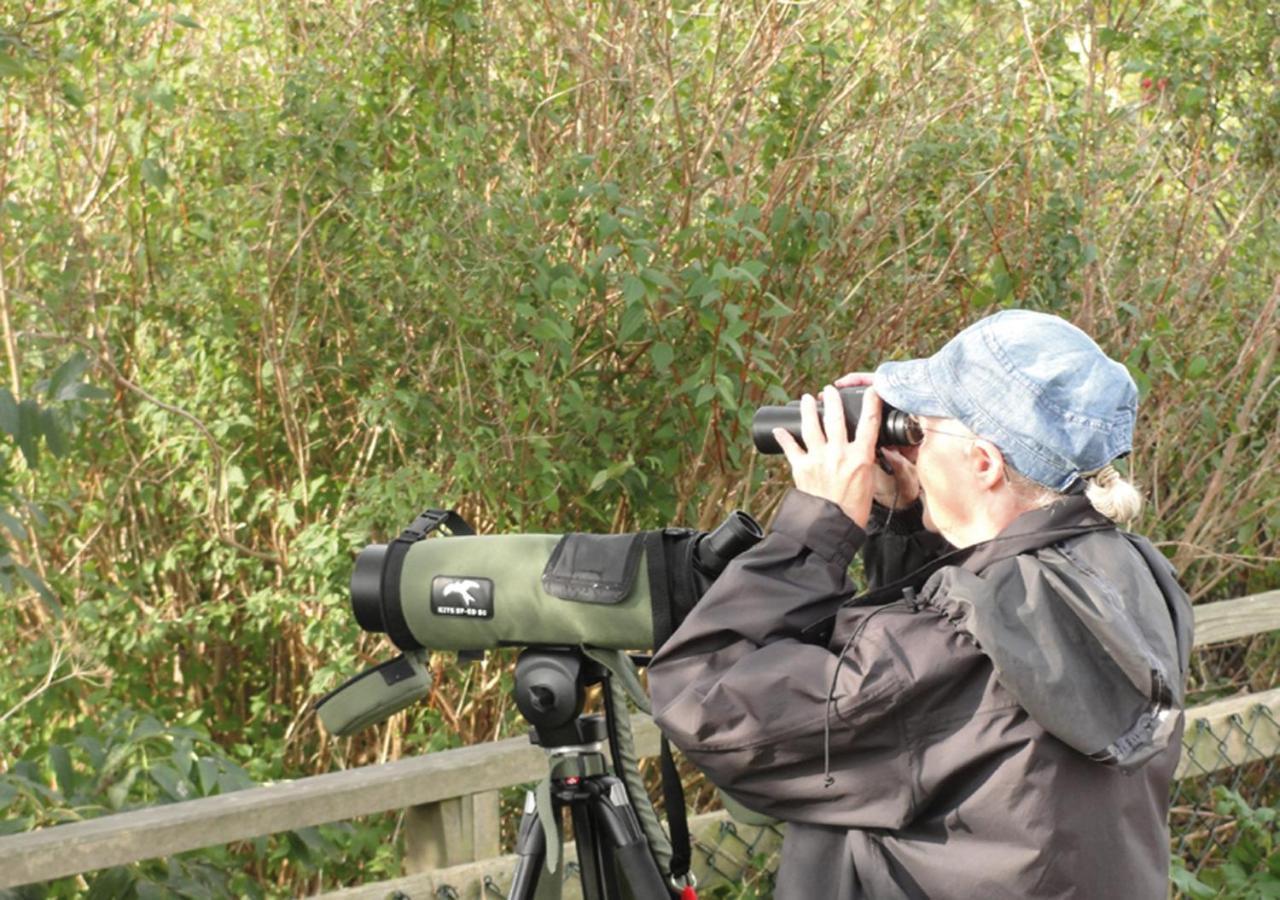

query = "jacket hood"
[920, 496, 1194, 769]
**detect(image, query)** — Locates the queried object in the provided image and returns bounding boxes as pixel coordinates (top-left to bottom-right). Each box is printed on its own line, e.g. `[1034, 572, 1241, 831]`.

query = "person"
[647, 309, 1194, 899]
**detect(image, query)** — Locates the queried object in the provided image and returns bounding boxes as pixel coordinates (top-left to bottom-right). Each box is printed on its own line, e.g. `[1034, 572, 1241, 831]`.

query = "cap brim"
[873, 358, 952, 418]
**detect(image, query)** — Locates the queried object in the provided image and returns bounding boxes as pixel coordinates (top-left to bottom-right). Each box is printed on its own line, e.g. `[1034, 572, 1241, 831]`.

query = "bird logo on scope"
[442, 579, 482, 607]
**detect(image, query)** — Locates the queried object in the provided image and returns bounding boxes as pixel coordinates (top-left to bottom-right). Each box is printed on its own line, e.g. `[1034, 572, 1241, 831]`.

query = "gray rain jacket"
[648, 490, 1194, 899]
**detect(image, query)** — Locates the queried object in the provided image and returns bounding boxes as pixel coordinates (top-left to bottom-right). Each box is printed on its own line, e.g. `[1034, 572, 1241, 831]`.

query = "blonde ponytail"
[1083, 463, 1143, 525]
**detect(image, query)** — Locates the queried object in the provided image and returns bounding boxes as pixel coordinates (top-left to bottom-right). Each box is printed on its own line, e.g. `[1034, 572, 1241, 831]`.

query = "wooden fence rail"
[1, 591, 1277, 891]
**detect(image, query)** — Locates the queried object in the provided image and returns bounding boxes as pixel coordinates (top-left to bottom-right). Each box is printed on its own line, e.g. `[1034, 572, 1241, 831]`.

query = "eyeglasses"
[906, 414, 980, 443]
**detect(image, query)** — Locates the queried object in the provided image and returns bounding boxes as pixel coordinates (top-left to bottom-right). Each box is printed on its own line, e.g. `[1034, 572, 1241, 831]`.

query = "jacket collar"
[960, 495, 1114, 574]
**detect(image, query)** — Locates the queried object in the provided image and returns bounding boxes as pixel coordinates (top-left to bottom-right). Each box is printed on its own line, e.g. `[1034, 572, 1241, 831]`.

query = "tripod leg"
[590, 778, 671, 900]
[570, 795, 622, 900]
[507, 791, 547, 900]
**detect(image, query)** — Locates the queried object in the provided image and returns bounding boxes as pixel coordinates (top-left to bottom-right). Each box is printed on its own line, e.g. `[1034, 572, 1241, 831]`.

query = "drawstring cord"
[822, 600, 909, 788]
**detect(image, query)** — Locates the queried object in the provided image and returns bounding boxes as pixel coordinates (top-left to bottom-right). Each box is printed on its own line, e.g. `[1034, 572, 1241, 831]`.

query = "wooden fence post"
[403, 791, 502, 872]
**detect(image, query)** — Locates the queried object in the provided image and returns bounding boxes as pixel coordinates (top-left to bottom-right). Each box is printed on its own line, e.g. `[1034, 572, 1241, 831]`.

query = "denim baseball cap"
[873, 310, 1138, 491]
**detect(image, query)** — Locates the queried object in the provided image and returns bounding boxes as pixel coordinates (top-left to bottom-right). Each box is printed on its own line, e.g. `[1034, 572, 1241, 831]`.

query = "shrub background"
[1, 0, 1276, 894]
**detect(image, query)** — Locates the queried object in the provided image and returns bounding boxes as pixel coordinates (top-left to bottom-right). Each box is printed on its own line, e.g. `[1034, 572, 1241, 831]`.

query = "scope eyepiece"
[694, 511, 764, 577]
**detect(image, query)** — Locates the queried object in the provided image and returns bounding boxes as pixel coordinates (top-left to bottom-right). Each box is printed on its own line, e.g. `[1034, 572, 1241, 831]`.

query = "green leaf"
[140, 158, 170, 190]
[41, 409, 68, 458]
[107, 765, 141, 809]
[0, 816, 33, 836]
[1186, 356, 1208, 379]
[173, 13, 202, 28]
[86, 867, 136, 900]
[0, 52, 27, 80]
[61, 81, 87, 109]
[149, 763, 195, 802]
[15, 563, 61, 618]
[650, 342, 674, 373]
[49, 744, 75, 795]
[0, 508, 26, 542]
[47, 352, 89, 402]
[0, 388, 17, 435]
[16, 399, 41, 467]
[621, 274, 646, 306]
[618, 304, 647, 343]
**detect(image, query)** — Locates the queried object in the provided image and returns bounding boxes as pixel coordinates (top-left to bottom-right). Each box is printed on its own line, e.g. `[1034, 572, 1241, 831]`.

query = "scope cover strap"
[645, 531, 674, 650]
[381, 509, 476, 652]
[641, 530, 695, 881]
[660, 736, 692, 880]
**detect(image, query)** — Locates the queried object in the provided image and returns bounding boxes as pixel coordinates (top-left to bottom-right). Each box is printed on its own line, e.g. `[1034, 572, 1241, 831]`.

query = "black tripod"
[506, 649, 671, 900]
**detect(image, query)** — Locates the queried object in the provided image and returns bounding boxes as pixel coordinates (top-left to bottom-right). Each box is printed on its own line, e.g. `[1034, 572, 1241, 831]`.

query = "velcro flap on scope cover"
[541, 533, 644, 605]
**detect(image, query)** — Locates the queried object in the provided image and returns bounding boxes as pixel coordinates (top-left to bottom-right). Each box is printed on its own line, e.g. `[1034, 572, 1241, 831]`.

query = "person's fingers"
[773, 428, 804, 468]
[851, 387, 882, 461]
[882, 447, 922, 505]
[821, 385, 848, 446]
[833, 372, 874, 388]
[799, 393, 825, 452]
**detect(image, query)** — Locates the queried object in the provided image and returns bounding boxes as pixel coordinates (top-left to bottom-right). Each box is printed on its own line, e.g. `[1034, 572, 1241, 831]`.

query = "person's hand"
[834, 372, 921, 511]
[772, 384, 880, 529]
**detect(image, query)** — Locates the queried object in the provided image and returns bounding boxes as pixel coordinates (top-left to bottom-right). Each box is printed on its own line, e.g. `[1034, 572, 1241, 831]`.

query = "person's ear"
[969, 439, 1006, 491]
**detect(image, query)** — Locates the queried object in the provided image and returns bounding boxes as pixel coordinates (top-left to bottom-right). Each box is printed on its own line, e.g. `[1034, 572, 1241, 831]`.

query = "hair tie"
[1085, 463, 1121, 488]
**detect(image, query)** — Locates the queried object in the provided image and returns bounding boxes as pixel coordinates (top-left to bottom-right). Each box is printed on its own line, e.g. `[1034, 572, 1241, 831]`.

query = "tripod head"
[514, 648, 609, 749]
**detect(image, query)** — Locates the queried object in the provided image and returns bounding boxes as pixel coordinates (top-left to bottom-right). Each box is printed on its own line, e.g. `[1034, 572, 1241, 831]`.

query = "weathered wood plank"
[403, 791, 500, 872]
[1176, 687, 1280, 780]
[0, 719, 661, 889]
[1192, 591, 1280, 647]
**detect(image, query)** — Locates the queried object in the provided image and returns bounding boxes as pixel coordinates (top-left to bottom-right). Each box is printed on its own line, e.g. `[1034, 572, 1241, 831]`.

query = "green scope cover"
[394, 532, 657, 651]
[315, 652, 432, 737]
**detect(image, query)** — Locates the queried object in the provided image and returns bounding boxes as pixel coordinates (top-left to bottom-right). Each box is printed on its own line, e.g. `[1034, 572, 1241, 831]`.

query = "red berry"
[1142, 77, 1152, 88]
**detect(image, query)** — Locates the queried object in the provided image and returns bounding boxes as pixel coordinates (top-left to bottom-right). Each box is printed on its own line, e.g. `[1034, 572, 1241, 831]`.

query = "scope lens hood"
[351, 543, 389, 634]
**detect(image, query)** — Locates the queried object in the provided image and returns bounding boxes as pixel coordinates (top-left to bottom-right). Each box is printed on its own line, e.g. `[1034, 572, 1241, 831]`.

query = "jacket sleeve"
[862, 499, 953, 588]
[647, 489, 918, 829]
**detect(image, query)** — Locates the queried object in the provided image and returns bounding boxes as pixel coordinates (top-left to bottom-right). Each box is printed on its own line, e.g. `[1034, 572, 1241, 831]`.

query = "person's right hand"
[834, 371, 921, 511]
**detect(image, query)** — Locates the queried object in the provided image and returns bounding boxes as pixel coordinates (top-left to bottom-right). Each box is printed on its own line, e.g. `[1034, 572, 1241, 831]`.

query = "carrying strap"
[585, 648, 676, 879]
[640, 532, 695, 885]
[380, 509, 474, 651]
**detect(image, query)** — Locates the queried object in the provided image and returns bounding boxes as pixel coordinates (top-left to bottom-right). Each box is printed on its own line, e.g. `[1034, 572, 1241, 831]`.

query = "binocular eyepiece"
[750, 386, 922, 454]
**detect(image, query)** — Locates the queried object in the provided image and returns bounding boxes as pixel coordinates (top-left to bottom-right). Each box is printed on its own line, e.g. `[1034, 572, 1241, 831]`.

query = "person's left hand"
[772, 383, 881, 529]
